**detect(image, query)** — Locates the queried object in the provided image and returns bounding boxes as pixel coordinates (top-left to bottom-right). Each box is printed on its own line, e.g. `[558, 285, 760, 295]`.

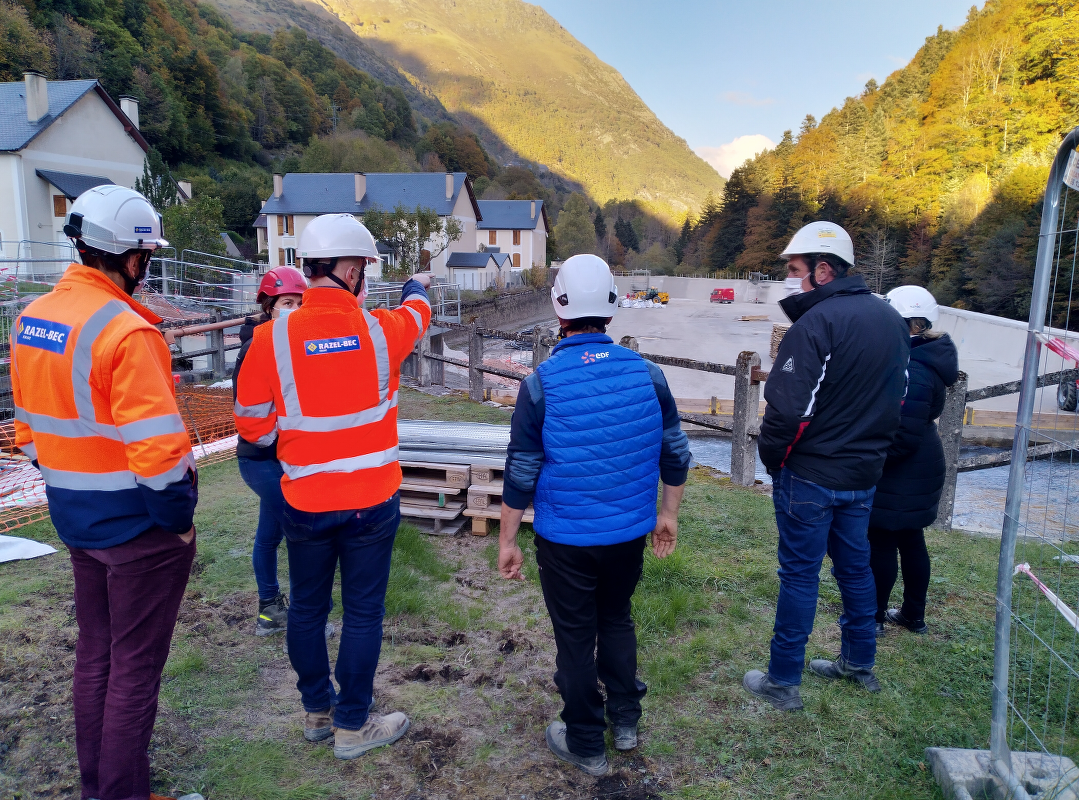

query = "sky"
[533, 0, 979, 177]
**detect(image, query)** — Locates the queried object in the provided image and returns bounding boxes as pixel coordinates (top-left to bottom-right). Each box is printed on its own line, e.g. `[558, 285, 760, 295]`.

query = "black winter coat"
[759, 275, 910, 491]
[232, 314, 277, 461]
[870, 333, 959, 530]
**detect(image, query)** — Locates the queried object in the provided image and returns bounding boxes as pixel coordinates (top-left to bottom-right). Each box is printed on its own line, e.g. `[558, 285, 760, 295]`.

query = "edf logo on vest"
[17, 317, 72, 355]
[580, 350, 610, 364]
[304, 336, 361, 356]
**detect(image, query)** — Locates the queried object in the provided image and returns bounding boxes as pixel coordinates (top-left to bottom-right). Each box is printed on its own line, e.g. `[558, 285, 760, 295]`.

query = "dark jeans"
[868, 526, 930, 623]
[281, 493, 400, 730]
[68, 527, 195, 800]
[768, 468, 877, 686]
[534, 534, 648, 758]
[238, 457, 287, 602]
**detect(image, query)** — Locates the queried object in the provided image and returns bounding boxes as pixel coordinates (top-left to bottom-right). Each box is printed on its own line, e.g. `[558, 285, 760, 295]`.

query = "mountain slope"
[239, 0, 723, 219]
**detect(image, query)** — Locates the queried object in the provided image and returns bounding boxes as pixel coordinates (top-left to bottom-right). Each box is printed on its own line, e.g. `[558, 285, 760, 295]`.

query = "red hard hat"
[257, 267, 308, 303]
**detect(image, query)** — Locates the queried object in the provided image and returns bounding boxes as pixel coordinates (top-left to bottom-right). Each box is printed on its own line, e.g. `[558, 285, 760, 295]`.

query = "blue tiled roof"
[261, 172, 479, 218]
[36, 169, 113, 199]
[447, 252, 513, 269]
[1, 80, 98, 151]
[476, 200, 545, 231]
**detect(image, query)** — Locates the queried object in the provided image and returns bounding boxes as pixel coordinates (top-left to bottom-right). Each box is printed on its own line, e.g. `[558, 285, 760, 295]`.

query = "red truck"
[710, 287, 734, 304]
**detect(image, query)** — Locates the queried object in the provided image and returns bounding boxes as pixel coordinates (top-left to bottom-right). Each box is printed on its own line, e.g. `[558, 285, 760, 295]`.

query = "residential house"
[0, 72, 150, 262]
[476, 200, 548, 272]
[446, 251, 512, 290]
[259, 172, 481, 280]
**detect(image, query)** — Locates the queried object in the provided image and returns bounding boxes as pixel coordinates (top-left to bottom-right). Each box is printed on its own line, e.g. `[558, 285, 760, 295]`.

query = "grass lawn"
[0, 391, 1007, 798]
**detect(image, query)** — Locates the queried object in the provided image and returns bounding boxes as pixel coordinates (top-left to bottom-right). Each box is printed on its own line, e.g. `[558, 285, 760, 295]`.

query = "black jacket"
[759, 275, 910, 491]
[233, 314, 277, 461]
[870, 334, 959, 530]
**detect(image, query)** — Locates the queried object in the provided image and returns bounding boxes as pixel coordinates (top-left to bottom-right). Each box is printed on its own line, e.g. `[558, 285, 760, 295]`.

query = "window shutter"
[512, 253, 521, 268]
[513, 230, 521, 245]
[278, 248, 285, 266]
[277, 215, 284, 236]
[489, 230, 497, 245]
[287, 215, 294, 234]
[53, 195, 67, 218]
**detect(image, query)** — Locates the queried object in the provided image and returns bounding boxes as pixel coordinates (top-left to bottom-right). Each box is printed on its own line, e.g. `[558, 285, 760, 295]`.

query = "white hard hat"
[780, 221, 855, 267]
[299, 214, 379, 264]
[886, 285, 939, 324]
[65, 185, 168, 254]
[551, 254, 618, 320]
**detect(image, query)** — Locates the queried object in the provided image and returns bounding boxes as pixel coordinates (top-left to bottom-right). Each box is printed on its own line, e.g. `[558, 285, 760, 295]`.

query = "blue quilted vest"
[533, 333, 663, 546]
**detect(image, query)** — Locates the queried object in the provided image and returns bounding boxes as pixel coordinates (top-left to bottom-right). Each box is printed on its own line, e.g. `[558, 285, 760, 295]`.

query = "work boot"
[333, 712, 410, 759]
[256, 593, 288, 636]
[545, 721, 609, 776]
[611, 724, 637, 751]
[304, 707, 334, 742]
[809, 655, 881, 693]
[874, 622, 887, 638]
[742, 670, 803, 711]
[886, 608, 928, 634]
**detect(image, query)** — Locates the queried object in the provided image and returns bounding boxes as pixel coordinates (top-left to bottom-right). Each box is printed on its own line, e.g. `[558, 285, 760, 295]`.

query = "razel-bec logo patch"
[134, 226, 153, 234]
[581, 350, 610, 364]
[17, 317, 72, 355]
[304, 336, 361, 356]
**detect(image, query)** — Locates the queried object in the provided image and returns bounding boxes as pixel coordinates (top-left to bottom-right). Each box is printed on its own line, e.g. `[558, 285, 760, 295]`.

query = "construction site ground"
[0, 389, 1013, 800]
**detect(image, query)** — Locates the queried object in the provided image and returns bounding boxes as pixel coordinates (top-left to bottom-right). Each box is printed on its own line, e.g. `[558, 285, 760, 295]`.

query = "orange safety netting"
[0, 385, 240, 533]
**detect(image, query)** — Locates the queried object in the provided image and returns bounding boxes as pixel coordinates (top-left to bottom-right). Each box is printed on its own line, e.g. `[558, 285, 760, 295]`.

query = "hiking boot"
[304, 707, 334, 742]
[545, 721, 609, 776]
[333, 712, 410, 759]
[611, 724, 637, 751]
[886, 608, 928, 634]
[256, 593, 288, 636]
[809, 655, 881, 693]
[742, 669, 804, 711]
[875, 622, 887, 638]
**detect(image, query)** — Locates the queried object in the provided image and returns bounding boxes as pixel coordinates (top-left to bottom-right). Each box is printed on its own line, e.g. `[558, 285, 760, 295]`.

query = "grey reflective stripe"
[116, 413, 187, 444]
[277, 391, 398, 432]
[38, 463, 138, 491]
[362, 310, 391, 403]
[253, 432, 278, 447]
[279, 445, 399, 480]
[72, 300, 127, 423]
[234, 399, 275, 418]
[15, 406, 121, 440]
[273, 313, 302, 418]
[134, 452, 196, 491]
[403, 306, 423, 331]
[404, 292, 431, 308]
[20, 441, 37, 460]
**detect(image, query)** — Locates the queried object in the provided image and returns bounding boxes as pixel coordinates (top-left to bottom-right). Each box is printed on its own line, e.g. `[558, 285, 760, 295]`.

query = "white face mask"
[784, 277, 804, 295]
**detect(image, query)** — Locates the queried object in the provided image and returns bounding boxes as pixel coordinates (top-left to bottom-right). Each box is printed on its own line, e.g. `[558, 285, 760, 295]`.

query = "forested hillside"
[678, 0, 1076, 322]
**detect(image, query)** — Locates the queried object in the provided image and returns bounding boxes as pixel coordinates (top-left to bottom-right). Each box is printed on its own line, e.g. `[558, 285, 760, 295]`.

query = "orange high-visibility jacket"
[234, 282, 431, 512]
[11, 264, 198, 549]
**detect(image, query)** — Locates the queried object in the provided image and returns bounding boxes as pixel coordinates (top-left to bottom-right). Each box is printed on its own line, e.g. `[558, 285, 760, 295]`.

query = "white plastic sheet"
[0, 534, 56, 563]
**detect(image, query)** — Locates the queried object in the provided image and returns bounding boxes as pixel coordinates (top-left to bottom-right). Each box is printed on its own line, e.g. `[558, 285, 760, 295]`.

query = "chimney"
[24, 71, 48, 124]
[119, 96, 140, 129]
[530, 200, 536, 220]
[445, 172, 453, 200]
[273, 173, 283, 198]
[355, 172, 366, 203]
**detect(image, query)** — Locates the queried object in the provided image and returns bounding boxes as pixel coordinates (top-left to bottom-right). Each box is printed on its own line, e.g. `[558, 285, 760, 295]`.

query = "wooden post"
[934, 371, 968, 531]
[731, 350, 762, 487]
[209, 310, 226, 378]
[417, 326, 432, 387]
[469, 323, 484, 402]
[532, 325, 552, 367]
[619, 335, 639, 353]
[430, 330, 444, 386]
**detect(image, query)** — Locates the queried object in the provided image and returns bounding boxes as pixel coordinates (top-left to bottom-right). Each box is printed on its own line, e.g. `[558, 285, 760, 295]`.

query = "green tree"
[554, 194, 596, 258]
[162, 195, 226, 256]
[134, 148, 179, 211]
[614, 217, 639, 253]
[362, 205, 463, 275]
[593, 205, 606, 241]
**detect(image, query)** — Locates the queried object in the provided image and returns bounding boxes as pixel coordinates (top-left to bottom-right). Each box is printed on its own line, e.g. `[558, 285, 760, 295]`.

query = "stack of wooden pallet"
[398, 461, 471, 535]
[462, 463, 534, 536]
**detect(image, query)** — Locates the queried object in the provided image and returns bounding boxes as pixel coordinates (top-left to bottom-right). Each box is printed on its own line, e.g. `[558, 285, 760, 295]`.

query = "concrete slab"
[925, 747, 1079, 800]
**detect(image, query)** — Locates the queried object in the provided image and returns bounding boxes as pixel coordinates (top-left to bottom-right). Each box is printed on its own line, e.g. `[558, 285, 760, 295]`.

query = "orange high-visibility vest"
[234, 285, 431, 513]
[11, 264, 195, 503]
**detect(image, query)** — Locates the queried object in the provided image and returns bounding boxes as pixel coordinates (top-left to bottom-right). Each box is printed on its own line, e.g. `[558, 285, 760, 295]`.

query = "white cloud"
[695, 134, 777, 178]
